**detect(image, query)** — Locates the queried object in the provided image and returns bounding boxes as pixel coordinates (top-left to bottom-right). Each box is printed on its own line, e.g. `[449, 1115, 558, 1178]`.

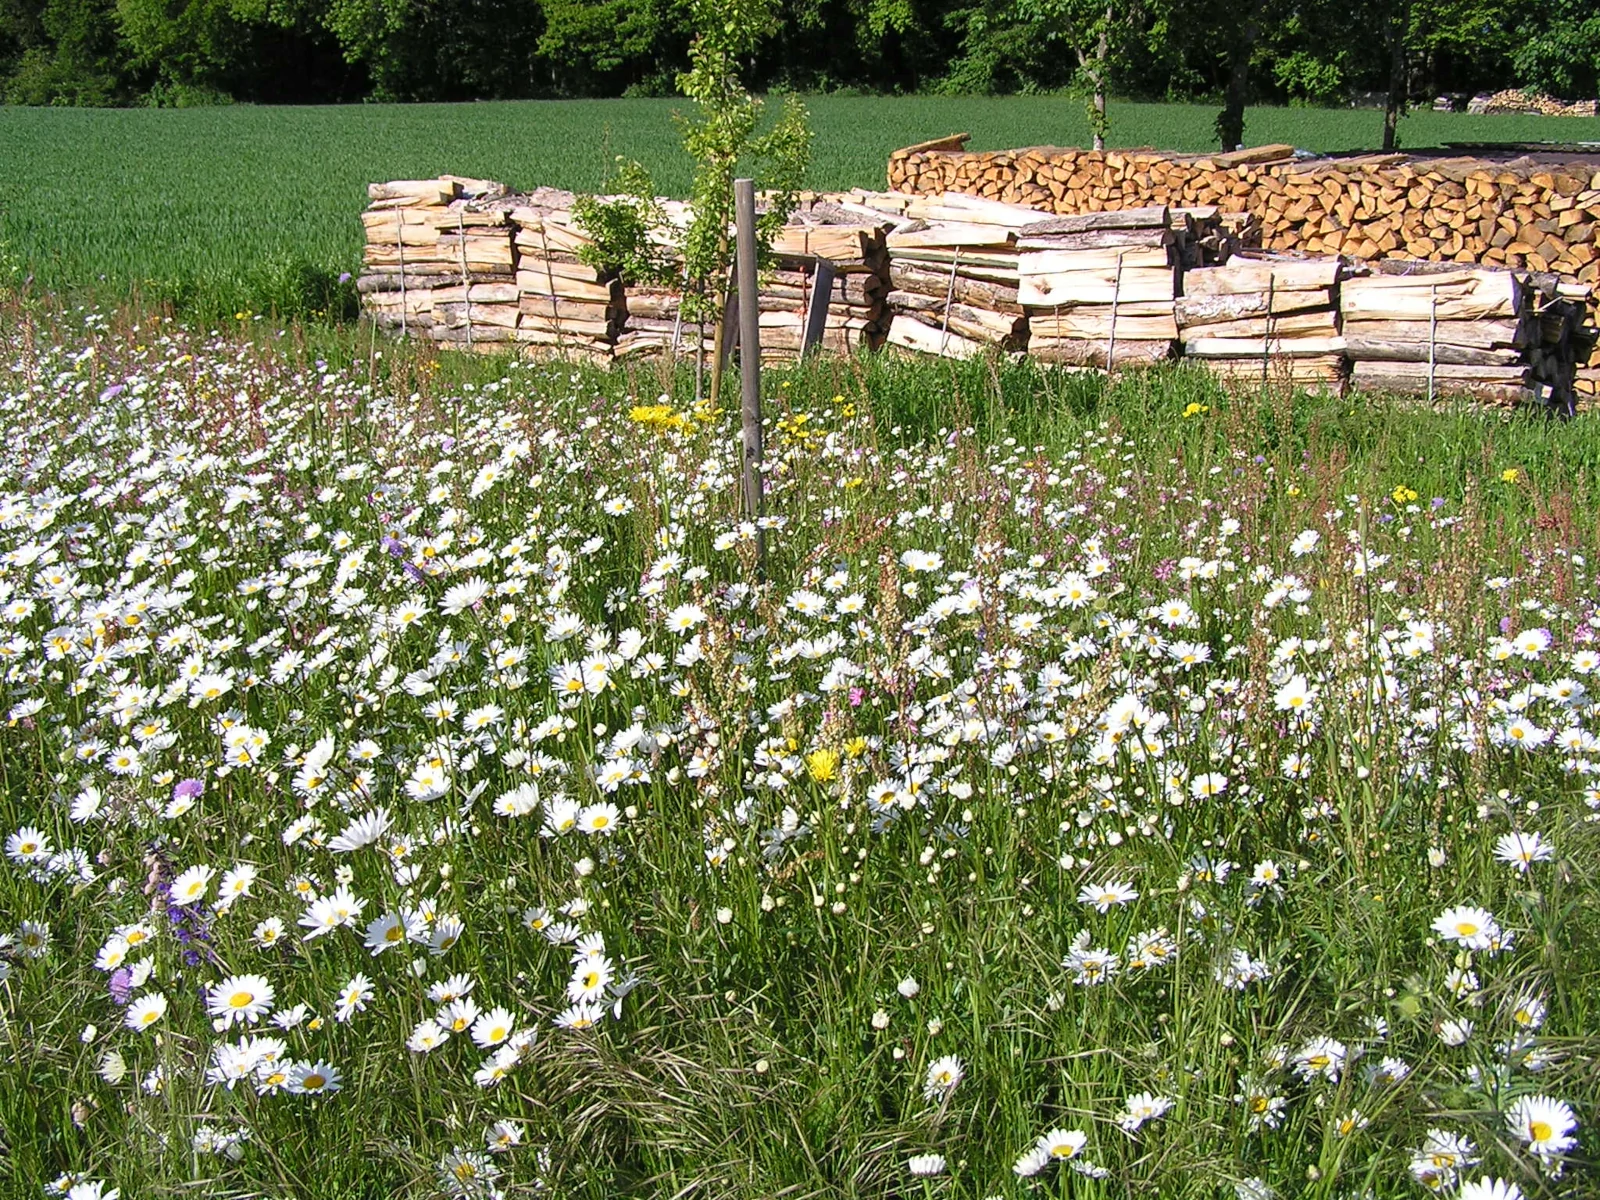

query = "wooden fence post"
[734, 178, 765, 571]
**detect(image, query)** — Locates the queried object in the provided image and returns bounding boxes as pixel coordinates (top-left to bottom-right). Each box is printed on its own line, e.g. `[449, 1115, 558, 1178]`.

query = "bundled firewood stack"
[1177, 255, 1346, 390]
[507, 189, 622, 362]
[612, 200, 712, 362]
[359, 179, 621, 360]
[758, 205, 890, 362]
[612, 201, 890, 362]
[1017, 206, 1182, 368]
[875, 192, 1040, 359]
[1340, 263, 1582, 408]
[359, 177, 518, 345]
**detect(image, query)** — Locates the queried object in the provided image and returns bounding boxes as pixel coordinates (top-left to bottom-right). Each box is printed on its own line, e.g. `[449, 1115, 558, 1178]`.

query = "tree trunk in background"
[1077, 9, 1112, 152]
[1382, 0, 1408, 150]
[1215, 13, 1260, 151]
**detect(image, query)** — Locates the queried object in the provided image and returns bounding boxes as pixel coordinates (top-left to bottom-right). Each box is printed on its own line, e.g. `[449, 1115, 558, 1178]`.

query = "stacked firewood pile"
[614, 201, 891, 363]
[831, 191, 1246, 361]
[358, 179, 620, 360]
[611, 201, 708, 362]
[863, 191, 1037, 358]
[1340, 263, 1584, 408]
[356, 174, 1593, 412]
[509, 191, 623, 362]
[1019, 206, 1191, 368]
[359, 177, 517, 347]
[760, 205, 891, 362]
[1467, 90, 1598, 118]
[1178, 255, 1346, 390]
[886, 138, 1600, 283]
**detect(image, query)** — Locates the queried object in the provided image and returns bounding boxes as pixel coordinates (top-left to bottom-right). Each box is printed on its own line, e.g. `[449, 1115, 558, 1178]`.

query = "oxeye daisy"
[1432, 905, 1501, 951]
[470, 1006, 516, 1048]
[1494, 831, 1552, 873]
[1035, 1127, 1087, 1161]
[124, 993, 168, 1032]
[206, 974, 274, 1027]
[1506, 1094, 1578, 1158]
[170, 864, 215, 906]
[922, 1054, 964, 1100]
[1078, 879, 1139, 913]
[287, 1060, 341, 1096]
[553, 1002, 603, 1030]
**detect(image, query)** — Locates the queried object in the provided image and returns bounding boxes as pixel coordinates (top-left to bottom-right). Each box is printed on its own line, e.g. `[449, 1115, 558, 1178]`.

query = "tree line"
[1, 0, 1593, 124]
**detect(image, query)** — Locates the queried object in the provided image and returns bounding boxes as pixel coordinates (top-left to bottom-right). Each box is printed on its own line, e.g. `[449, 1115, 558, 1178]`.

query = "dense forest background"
[0, 0, 1594, 111]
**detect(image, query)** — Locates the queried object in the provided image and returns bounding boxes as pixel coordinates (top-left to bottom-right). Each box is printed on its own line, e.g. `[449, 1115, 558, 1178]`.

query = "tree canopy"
[1, 0, 1591, 135]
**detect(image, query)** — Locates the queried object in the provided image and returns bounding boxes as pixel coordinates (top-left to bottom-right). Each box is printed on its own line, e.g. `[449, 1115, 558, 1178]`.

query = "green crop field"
[2, 96, 1597, 319]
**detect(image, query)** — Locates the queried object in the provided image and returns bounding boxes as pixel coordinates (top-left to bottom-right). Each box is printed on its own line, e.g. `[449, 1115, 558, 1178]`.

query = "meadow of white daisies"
[2, 306, 1598, 1200]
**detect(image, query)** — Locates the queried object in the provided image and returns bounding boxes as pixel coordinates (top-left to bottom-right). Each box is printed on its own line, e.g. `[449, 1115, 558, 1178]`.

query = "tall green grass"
[1, 305, 1597, 1199]
[2, 98, 1596, 321]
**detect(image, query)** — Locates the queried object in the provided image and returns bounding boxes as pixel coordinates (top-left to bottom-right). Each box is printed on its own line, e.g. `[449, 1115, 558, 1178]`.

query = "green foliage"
[1512, 0, 1600, 100]
[1, 0, 132, 104]
[1010, 0, 1140, 143]
[573, 157, 676, 285]
[672, 0, 812, 324]
[537, 0, 671, 94]
[1271, 50, 1345, 107]
[0, 0, 1593, 108]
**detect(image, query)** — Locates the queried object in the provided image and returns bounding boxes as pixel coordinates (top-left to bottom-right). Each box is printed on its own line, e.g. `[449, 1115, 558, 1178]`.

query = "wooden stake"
[801, 259, 837, 357]
[734, 179, 765, 569]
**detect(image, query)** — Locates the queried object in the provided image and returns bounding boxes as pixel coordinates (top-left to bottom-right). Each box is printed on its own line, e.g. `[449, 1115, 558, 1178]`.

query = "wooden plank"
[801, 259, 837, 355]
[886, 315, 988, 359]
[1019, 267, 1175, 307]
[892, 133, 972, 155]
[1183, 260, 1340, 295]
[1185, 336, 1347, 358]
[1344, 338, 1521, 366]
[1178, 311, 1337, 339]
[367, 179, 459, 205]
[889, 263, 1022, 311]
[1214, 144, 1296, 167]
[1030, 339, 1174, 367]
[1340, 317, 1527, 349]
[903, 191, 1050, 226]
[1016, 229, 1173, 252]
[1019, 206, 1170, 236]
[1352, 361, 1529, 380]
[1175, 290, 1335, 327]
[1032, 312, 1179, 339]
[1019, 247, 1173, 274]
[1340, 276, 1519, 320]
[517, 270, 617, 303]
[887, 223, 1018, 250]
[516, 257, 610, 284]
[770, 226, 873, 261]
